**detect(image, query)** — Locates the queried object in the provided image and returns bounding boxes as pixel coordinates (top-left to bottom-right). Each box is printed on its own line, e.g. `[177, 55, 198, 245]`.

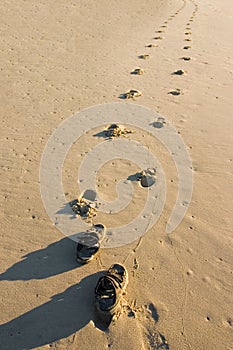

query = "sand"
[0, 0, 233, 349]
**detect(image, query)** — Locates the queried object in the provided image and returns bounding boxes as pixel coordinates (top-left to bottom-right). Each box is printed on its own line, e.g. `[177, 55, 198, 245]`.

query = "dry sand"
[0, 0, 233, 349]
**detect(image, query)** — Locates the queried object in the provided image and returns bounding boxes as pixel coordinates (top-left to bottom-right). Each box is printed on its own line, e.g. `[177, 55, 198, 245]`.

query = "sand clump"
[70, 197, 97, 218]
[104, 124, 133, 138]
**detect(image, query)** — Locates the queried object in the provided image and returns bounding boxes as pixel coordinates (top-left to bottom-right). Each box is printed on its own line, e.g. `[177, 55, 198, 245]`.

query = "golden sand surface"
[0, 0, 232, 349]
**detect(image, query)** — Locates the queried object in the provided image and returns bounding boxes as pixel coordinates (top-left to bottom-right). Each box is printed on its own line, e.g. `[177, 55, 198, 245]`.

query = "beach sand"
[0, 0, 233, 349]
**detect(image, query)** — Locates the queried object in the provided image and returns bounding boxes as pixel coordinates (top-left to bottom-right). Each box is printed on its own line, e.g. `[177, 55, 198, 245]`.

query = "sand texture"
[0, 0, 233, 349]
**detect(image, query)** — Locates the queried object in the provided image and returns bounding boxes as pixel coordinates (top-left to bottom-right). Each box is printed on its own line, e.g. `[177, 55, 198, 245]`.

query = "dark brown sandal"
[95, 264, 128, 317]
[76, 224, 105, 264]
[76, 234, 99, 264]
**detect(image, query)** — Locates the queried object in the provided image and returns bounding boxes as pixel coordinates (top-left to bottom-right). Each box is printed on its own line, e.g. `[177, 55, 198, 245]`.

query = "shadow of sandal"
[0, 272, 105, 350]
[0, 237, 80, 281]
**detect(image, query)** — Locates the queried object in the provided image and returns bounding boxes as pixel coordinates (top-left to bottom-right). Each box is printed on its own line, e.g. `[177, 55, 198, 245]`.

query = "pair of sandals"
[76, 224, 128, 318]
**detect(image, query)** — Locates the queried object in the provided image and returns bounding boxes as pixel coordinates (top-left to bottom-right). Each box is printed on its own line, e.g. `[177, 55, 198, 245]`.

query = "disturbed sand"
[0, 0, 233, 349]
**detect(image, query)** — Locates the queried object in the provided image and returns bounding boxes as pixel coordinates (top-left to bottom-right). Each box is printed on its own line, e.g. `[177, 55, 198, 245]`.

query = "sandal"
[76, 224, 105, 264]
[95, 263, 128, 317]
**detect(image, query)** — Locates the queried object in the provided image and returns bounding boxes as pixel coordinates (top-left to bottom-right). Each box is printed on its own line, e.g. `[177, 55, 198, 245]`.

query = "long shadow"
[56, 201, 77, 217]
[0, 272, 105, 350]
[127, 172, 141, 182]
[0, 237, 80, 281]
[93, 130, 108, 139]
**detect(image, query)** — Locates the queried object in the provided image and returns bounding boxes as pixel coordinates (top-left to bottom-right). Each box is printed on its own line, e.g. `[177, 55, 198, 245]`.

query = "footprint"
[183, 45, 191, 49]
[156, 30, 164, 33]
[154, 36, 163, 40]
[138, 54, 150, 59]
[119, 89, 142, 99]
[127, 168, 157, 188]
[148, 303, 159, 322]
[226, 318, 233, 327]
[147, 332, 170, 350]
[172, 69, 186, 75]
[131, 68, 144, 75]
[69, 197, 97, 218]
[94, 124, 132, 139]
[150, 116, 166, 129]
[184, 38, 191, 41]
[181, 56, 191, 61]
[107, 301, 170, 350]
[142, 304, 170, 349]
[168, 89, 182, 96]
[146, 44, 157, 48]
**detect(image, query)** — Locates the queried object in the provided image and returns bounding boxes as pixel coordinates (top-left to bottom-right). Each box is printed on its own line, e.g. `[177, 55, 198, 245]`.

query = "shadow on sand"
[0, 237, 79, 281]
[0, 272, 107, 350]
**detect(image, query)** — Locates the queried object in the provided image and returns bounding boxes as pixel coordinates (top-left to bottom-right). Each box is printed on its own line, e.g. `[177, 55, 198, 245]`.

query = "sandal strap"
[96, 275, 120, 297]
[107, 273, 124, 287]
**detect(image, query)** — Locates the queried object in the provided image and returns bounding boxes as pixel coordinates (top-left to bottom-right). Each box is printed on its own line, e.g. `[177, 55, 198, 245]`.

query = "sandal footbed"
[95, 264, 128, 314]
